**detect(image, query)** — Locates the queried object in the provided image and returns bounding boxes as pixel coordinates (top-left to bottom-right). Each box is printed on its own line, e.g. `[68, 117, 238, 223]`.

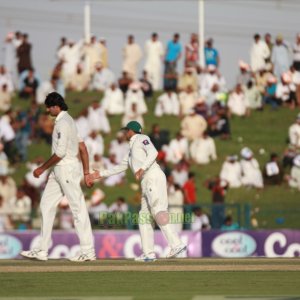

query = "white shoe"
[69, 251, 96, 262]
[20, 249, 48, 261]
[134, 253, 157, 262]
[166, 244, 187, 258]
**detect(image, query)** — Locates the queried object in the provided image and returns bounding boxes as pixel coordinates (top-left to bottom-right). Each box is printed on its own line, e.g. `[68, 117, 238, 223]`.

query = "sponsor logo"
[0, 234, 22, 259]
[212, 232, 256, 258]
[264, 232, 300, 257]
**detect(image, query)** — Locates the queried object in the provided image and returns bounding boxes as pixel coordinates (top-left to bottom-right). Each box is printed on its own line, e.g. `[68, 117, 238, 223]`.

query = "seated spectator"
[263, 75, 279, 109]
[108, 197, 128, 214]
[282, 144, 298, 169]
[154, 88, 179, 117]
[125, 82, 148, 114]
[190, 131, 217, 164]
[228, 83, 250, 117]
[255, 67, 272, 94]
[201, 64, 226, 97]
[286, 155, 300, 190]
[122, 102, 144, 128]
[36, 76, 65, 105]
[9, 187, 31, 224]
[85, 130, 104, 159]
[103, 154, 125, 186]
[289, 113, 300, 148]
[90, 154, 105, 175]
[179, 85, 198, 116]
[240, 147, 264, 188]
[109, 132, 129, 164]
[75, 109, 91, 140]
[19, 68, 39, 100]
[0, 65, 14, 93]
[245, 80, 262, 110]
[276, 72, 296, 108]
[148, 124, 170, 151]
[102, 83, 125, 115]
[178, 67, 198, 92]
[221, 215, 239, 230]
[208, 104, 231, 139]
[263, 153, 284, 185]
[171, 162, 189, 187]
[139, 70, 153, 100]
[0, 195, 13, 231]
[168, 179, 184, 233]
[0, 84, 12, 112]
[91, 62, 115, 91]
[87, 100, 111, 134]
[181, 108, 207, 141]
[165, 132, 189, 164]
[289, 65, 300, 106]
[88, 188, 107, 226]
[118, 71, 132, 94]
[220, 155, 242, 188]
[183, 172, 197, 205]
[191, 206, 211, 231]
[68, 64, 89, 92]
[0, 143, 9, 177]
[236, 60, 252, 87]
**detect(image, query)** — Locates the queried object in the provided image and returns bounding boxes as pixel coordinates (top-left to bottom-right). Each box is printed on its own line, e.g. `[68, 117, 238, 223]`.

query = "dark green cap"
[121, 121, 142, 133]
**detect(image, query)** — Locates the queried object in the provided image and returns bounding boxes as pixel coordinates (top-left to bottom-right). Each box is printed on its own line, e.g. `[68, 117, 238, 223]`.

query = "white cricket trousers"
[139, 168, 182, 256]
[39, 162, 94, 253]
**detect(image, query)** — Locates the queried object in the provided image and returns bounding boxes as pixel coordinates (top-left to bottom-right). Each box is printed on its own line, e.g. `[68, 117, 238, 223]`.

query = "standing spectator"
[19, 68, 39, 100]
[191, 206, 210, 231]
[182, 172, 197, 205]
[204, 38, 220, 67]
[0, 84, 12, 112]
[271, 35, 290, 79]
[292, 33, 300, 71]
[220, 155, 242, 188]
[99, 37, 109, 68]
[16, 33, 33, 74]
[122, 35, 142, 80]
[3, 32, 17, 86]
[185, 33, 198, 68]
[144, 33, 164, 91]
[83, 36, 101, 77]
[288, 113, 300, 148]
[164, 33, 182, 91]
[190, 131, 217, 165]
[263, 153, 284, 185]
[250, 33, 270, 73]
[240, 147, 264, 189]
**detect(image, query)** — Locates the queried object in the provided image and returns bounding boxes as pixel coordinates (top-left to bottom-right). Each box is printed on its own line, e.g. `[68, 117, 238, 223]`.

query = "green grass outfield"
[0, 258, 300, 299]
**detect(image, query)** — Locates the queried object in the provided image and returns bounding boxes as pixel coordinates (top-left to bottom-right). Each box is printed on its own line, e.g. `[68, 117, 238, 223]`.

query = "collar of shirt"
[55, 111, 67, 124]
[129, 133, 139, 147]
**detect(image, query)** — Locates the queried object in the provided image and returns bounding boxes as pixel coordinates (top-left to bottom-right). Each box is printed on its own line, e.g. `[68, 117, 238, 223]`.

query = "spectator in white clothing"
[191, 206, 210, 231]
[103, 154, 125, 187]
[286, 155, 300, 190]
[87, 100, 111, 134]
[75, 109, 91, 140]
[9, 187, 31, 223]
[88, 188, 107, 226]
[250, 33, 270, 73]
[220, 155, 242, 188]
[171, 162, 189, 187]
[91, 62, 115, 92]
[227, 83, 250, 117]
[190, 131, 217, 164]
[165, 132, 189, 164]
[109, 132, 129, 164]
[289, 113, 300, 148]
[240, 147, 264, 188]
[85, 131, 104, 159]
[102, 83, 125, 115]
[154, 88, 179, 117]
[125, 82, 148, 115]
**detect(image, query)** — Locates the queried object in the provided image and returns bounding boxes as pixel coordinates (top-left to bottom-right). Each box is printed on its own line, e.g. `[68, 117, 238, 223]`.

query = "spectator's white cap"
[241, 147, 253, 159]
[207, 64, 217, 72]
[91, 188, 105, 205]
[239, 60, 250, 70]
[293, 155, 300, 167]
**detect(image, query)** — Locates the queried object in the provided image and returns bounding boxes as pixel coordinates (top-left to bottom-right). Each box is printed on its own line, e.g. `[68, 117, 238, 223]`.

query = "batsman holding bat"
[87, 121, 186, 261]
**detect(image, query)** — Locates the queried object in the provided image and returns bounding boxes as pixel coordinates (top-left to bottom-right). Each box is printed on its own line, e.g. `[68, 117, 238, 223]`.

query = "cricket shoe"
[134, 253, 157, 262]
[20, 249, 48, 261]
[166, 244, 187, 258]
[69, 251, 96, 262]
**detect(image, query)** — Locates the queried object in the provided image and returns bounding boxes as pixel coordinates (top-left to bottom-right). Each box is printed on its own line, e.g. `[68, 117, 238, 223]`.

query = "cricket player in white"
[21, 92, 95, 262]
[88, 121, 186, 261]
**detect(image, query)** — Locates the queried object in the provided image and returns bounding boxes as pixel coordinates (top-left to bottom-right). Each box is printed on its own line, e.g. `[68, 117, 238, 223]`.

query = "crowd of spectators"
[0, 30, 300, 232]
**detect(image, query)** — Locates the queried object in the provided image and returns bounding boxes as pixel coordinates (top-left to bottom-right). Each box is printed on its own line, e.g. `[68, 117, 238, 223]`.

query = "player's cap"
[121, 121, 142, 133]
